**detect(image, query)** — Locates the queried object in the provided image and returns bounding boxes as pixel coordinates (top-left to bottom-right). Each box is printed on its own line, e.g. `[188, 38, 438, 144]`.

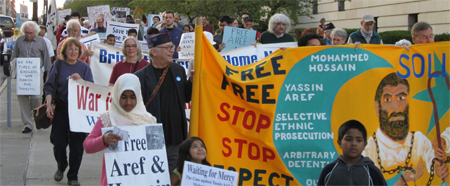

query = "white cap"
[361, 14, 376, 23]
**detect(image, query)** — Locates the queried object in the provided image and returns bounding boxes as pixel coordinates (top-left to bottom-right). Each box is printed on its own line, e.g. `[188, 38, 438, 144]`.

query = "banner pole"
[189, 18, 203, 137]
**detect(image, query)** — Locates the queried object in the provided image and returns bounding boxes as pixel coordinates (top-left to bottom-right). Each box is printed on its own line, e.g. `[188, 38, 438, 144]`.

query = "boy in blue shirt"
[318, 120, 387, 186]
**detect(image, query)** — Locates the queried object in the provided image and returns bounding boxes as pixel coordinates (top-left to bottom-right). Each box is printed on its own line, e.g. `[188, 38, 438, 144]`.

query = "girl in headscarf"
[83, 73, 157, 186]
[13, 28, 21, 37]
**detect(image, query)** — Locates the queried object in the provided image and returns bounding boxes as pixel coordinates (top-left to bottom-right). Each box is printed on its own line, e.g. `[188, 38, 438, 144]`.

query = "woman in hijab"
[13, 28, 21, 37]
[83, 74, 157, 186]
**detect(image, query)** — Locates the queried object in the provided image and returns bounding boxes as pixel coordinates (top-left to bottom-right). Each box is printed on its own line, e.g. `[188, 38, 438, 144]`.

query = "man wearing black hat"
[135, 33, 192, 175]
[320, 22, 335, 45]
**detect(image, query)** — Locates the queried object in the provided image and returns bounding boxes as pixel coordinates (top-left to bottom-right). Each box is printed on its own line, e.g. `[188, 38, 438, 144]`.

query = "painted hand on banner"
[435, 161, 449, 182]
[103, 132, 123, 146]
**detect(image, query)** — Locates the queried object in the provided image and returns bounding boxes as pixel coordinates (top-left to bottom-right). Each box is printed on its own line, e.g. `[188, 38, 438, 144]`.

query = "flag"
[46, 0, 58, 50]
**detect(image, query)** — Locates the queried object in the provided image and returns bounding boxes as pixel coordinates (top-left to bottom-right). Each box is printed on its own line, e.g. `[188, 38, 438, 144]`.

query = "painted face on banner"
[378, 84, 409, 141]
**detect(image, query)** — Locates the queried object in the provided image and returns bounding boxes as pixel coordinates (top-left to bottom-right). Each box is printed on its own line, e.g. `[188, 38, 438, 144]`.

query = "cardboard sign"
[221, 26, 256, 52]
[111, 7, 129, 23]
[106, 22, 140, 45]
[87, 5, 111, 26]
[178, 32, 215, 59]
[181, 161, 239, 186]
[68, 79, 113, 133]
[16, 58, 40, 95]
[57, 9, 71, 25]
[102, 124, 170, 185]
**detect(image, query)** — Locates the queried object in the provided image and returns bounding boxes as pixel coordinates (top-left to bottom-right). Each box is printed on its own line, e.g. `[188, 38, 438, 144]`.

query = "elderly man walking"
[11, 21, 51, 133]
[258, 13, 294, 44]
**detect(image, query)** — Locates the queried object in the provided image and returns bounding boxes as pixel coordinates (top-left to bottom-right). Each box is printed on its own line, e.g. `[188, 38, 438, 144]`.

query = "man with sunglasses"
[135, 33, 193, 176]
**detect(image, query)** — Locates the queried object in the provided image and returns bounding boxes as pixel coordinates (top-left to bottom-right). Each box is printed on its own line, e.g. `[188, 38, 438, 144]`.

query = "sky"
[15, 0, 66, 18]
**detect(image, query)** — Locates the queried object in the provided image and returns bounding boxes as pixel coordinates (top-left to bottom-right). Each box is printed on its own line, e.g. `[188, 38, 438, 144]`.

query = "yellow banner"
[191, 32, 450, 186]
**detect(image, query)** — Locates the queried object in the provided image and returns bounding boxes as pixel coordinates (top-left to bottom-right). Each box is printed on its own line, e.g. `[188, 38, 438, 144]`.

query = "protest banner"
[111, 7, 129, 23]
[57, 9, 71, 25]
[191, 29, 450, 186]
[16, 58, 40, 95]
[3, 37, 18, 53]
[80, 34, 100, 49]
[221, 26, 256, 52]
[102, 124, 170, 185]
[68, 79, 113, 133]
[181, 161, 238, 186]
[46, 0, 58, 49]
[87, 5, 111, 26]
[19, 4, 28, 21]
[106, 22, 140, 45]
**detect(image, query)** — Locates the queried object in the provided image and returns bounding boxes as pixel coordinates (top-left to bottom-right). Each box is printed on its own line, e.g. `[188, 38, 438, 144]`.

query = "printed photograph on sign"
[102, 124, 170, 186]
[145, 125, 165, 150]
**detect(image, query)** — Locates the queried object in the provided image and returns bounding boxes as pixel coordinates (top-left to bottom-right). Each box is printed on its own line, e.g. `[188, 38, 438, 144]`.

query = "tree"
[128, 0, 314, 32]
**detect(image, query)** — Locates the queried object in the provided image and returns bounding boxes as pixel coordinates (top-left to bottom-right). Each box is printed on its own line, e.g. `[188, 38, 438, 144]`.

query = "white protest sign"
[181, 161, 238, 186]
[90, 42, 149, 86]
[57, 9, 71, 25]
[102, 124, 170, 186]
[19, 4, 28, 21]
[178, 32, 215, 59]
[68, 79, 113, 133]
[111, 7, 129, 23]
[220, 42, 297, 66]
[221, 26, 256, 52]
[87, 5, 111, 26]
[16, 58, 40, 95]
[106, 22, 140, 45]
[80, 34, 101, 49]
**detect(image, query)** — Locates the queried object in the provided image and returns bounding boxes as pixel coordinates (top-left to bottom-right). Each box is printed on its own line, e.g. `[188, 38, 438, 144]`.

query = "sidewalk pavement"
[0, 77, 103, 186]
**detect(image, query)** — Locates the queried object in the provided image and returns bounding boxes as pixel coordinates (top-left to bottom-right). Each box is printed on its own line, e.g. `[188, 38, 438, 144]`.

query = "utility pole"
[32, 0, 38, 22]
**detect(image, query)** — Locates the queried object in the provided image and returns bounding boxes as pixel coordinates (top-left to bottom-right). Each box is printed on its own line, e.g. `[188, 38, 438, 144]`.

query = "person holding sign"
[171, 137, 211, 185]
[136, 33, 193, 174]
[109, 37, 149, 85]
[11, 21, 51, 133]
[44, 38, 94, 186]
[84, 73, 157, 186]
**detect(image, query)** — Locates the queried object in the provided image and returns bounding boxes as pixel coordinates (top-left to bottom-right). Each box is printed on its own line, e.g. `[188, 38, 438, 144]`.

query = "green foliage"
[344, 28, 358, 36]
[378, 30, 411, 44]
[435, 33, 450, 42]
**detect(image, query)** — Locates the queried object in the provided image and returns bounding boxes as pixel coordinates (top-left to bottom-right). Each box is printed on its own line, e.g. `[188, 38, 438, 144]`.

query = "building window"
[408, 14, 418, 30]
[313, 0, 318, 14]
[338, 0, 345, 11]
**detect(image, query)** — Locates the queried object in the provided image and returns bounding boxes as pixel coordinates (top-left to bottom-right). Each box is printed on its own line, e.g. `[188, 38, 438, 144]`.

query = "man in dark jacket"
[135, 33, 192, 175]
[159, 11, 183, 59]
[347, 14, 383, 44]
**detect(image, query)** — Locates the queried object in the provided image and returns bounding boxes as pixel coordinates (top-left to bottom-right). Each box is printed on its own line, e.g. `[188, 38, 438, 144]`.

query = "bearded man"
[363, 73, 447, 185]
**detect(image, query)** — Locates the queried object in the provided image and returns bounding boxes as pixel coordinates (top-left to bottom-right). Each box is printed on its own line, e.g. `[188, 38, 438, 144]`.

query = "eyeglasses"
[70, 29, 80, 33]
[126, 45, 137, 48]
[67, 49, 78, 53]
[418, 34, 435, 40]
[157, 45, 176, 51]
